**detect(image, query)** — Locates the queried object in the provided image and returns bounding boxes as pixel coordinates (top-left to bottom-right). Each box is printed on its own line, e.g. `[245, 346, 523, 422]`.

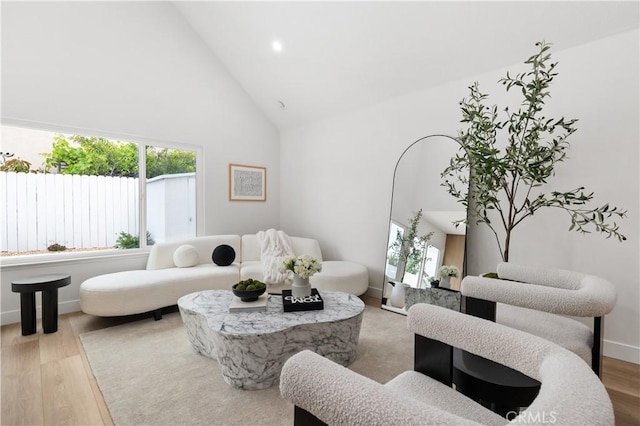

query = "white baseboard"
[365, 286, 383, 300]
[0, 299, 81, 326]
[604, 339, 640, 364]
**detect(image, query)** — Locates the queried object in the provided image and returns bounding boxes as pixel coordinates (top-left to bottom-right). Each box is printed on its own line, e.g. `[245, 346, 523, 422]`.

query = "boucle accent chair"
[280, 303, 614, 426]
[461, 262, 617, 376]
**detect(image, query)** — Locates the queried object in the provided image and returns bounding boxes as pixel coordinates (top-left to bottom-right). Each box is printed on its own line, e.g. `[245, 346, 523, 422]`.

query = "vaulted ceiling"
[174, 1, 639, 131]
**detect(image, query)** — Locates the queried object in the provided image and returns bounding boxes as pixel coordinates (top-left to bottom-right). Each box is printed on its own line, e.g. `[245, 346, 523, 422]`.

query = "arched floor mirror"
[381, 134, 469, 315]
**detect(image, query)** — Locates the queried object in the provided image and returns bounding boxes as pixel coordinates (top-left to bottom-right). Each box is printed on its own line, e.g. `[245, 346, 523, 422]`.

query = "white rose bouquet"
[280, 255, 322, 279]
[439, 265, 460, 278]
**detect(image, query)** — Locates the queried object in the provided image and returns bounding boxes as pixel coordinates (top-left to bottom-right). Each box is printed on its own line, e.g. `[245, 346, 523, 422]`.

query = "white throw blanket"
[257, 229, 295, 284]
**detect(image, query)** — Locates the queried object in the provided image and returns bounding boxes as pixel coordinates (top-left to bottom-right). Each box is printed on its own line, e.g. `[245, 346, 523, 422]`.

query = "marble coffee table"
[177, 290, 365, 390]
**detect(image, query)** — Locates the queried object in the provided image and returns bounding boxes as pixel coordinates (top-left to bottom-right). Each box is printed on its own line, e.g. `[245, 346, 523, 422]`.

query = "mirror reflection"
[381, 135, 467, 315]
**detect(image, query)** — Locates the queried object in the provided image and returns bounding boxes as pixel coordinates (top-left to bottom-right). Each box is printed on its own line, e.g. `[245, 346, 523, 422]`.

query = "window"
[385, 222, 404, 279]
[395, 243, 440, 289]
[419, 245, 440, 288]
[386, 219, 441, 288]
[0, 123, 200, 257]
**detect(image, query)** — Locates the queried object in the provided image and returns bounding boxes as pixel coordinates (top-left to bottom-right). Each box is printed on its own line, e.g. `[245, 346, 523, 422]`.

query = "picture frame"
[229, 164, 267, 201]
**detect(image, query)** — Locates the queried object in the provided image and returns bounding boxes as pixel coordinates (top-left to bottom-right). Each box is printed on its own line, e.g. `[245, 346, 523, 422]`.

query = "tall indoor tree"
[443, 41, 626, 262]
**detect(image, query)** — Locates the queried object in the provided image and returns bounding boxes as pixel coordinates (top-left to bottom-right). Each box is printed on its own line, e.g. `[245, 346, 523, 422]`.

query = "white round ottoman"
[310, 261, 368, 296]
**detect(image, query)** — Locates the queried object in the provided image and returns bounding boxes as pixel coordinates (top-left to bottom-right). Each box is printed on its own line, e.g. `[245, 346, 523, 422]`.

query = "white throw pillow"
[173, 244, 200, 268]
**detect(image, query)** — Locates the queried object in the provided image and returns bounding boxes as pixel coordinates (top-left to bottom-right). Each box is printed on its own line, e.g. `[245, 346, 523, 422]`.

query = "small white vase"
[292, 275, 312, 297]
[440, 275, 451, 289]
[390, 282, 408, 308]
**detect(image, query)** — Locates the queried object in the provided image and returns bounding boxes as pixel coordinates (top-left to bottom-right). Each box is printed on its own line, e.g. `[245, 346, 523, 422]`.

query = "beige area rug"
[80, 305, 413, 426]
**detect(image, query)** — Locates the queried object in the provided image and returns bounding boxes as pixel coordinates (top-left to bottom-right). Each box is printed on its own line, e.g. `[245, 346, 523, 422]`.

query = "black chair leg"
[414, 334, 452, 386]
[463, 296, 496, 321]
[593, 316, 604, 378]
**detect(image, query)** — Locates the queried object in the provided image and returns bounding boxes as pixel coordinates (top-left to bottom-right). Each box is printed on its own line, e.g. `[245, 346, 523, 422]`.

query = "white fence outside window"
[1, 172, 139, 252]
[1, 171, 196, 253]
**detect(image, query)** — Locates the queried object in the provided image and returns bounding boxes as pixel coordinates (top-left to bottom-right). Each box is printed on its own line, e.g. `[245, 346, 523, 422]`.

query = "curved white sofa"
[80, 234, 368, 317]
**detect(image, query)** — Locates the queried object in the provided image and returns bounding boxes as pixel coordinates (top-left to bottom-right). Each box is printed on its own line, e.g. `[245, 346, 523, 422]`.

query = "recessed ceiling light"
[272, 40, 283, 53]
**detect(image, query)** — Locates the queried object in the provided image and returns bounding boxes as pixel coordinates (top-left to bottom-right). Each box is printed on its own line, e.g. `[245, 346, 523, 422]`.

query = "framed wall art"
[229, 164, 266, 201]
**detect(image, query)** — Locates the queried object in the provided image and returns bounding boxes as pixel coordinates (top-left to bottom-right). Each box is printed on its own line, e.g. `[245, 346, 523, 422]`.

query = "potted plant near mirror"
[388, 209, 434, 282]
[442, 41, 626, 263]
[387, 209, 434, 307]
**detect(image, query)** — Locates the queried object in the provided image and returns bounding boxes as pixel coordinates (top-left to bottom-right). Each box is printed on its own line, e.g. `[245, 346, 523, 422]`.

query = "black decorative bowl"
[232, 282, 266, 302]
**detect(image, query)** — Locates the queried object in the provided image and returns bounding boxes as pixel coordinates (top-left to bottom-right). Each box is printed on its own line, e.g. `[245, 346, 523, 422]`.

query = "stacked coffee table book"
[228, 293, 269, 312]
[281, 289, 324, 312]
[228, 289, 324, 312]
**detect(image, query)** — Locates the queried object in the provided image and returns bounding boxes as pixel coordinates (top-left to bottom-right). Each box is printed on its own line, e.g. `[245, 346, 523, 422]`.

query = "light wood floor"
[1, 304, 639, 426]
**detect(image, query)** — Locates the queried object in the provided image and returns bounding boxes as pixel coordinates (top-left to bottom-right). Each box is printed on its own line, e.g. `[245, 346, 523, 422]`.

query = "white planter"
[292, 275, 312, 297]
[390, 282, 409, 308]
[440, 275, 451, 289]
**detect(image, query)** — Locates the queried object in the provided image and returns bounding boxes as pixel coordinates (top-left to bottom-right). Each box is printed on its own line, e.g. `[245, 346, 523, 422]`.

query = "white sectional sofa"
[80, 234, 368, 318]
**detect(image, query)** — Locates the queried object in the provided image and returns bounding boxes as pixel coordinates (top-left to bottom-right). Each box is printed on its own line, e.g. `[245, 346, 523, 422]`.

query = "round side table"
[453, 348, 540, 417]
[11, 274, 71, 335]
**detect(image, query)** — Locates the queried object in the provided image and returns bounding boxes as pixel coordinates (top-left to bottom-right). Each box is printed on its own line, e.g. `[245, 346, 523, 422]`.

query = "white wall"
[1, 2, 280, 322]
[280, 30, 639, 363]
[2, 1, 279, 236]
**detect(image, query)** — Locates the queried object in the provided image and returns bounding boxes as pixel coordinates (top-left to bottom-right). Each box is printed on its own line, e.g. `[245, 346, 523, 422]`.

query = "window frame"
[0, 118, 204, 265]
[417, 244, 440, 288]
[385, 220, 406, 281]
